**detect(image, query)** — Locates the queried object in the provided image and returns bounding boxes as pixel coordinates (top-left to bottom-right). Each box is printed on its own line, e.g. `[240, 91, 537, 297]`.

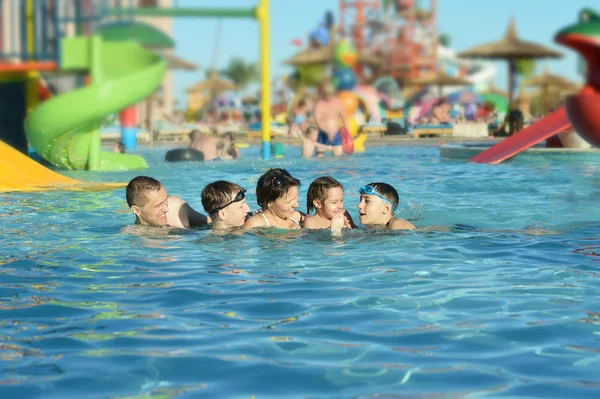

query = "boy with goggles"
[201, 181, 251, 230]
[358, 183, 415, 230]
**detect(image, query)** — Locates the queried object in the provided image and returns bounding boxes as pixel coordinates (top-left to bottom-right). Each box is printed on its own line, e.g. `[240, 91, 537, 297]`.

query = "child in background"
[290, 99, 309, 137]
[357, 182, 415, 231]
[112, 141, 125, 153]
[304, 176, 357, 235]
[298, 125, 333, 158]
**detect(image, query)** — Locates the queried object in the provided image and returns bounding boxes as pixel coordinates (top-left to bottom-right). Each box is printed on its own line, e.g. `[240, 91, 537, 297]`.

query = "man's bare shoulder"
[390, 218, 416, 231]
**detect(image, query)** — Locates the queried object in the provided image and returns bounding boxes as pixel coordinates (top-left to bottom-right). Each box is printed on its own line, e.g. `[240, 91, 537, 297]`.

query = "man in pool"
[126, 176, 210, 228]
[188, 129, 221, 161]
[313, 82, 349, 157]
[201, 181, 251, 230]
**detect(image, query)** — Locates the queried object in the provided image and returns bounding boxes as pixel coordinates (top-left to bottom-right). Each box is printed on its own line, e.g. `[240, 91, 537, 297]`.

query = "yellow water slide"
[0, 141, 124, 193]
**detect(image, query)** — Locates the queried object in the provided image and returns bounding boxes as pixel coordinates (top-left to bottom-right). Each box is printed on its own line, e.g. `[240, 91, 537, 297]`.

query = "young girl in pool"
[357, 182, 415, 231]
[303, 176, 357, 234]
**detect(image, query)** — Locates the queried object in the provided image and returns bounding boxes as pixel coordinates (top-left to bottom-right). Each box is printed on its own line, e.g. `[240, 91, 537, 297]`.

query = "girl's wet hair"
[307, 176, 343, 214]
[365, 182, 399, 210]
[256, 168, 301, 208]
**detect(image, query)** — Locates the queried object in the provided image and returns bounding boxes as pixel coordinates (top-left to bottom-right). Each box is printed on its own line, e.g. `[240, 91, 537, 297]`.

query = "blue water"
[2, 144, 600, 399]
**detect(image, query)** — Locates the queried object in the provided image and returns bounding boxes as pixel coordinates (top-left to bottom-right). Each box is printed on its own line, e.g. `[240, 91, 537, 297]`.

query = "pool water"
[2, 144, 600, 399]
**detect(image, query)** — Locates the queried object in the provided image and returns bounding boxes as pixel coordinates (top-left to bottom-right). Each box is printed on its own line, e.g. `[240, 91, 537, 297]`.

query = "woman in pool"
[304, 176, 356, 233]
[242, 168, 305, 230]
[357, 182, 415, 231]
[219, 132, 241, 160]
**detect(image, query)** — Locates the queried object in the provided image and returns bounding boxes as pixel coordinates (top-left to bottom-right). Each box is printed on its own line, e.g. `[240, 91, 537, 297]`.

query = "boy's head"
[113, 142, 125, 153]
[201, 181, 250, 229]
[307, 176, 345, 219]
[357, 182, 399, 225]
[126, 176, 169, 226]
[189, 129, 203, 143]
[304, 125, 319, 141]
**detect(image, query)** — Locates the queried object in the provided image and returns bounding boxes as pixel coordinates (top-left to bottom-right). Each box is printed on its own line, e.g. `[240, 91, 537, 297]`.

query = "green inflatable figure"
[334, 39, 357, 68]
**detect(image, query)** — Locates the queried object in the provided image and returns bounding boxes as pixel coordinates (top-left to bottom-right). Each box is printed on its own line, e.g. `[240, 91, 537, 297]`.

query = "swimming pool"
[2, 144, 600, 398]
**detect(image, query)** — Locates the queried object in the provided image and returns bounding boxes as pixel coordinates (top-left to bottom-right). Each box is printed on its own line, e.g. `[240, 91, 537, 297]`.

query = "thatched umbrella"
[185, 70, 236, 105]
[407, 70, 471, 97]
[457, 18, 563, 117]
[521, 66, 580, 113]
[162, 53, 199, 71]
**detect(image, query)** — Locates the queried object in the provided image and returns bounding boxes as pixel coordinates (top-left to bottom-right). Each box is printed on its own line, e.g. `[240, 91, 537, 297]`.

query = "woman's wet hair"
[223, 132, 235, 142]
[256, 168, 300, 208]
[306, 176, 343, 214]
[365, 182, 399, 210]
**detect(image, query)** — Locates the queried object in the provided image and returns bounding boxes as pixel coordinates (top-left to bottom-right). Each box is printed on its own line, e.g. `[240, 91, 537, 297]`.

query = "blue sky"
[171, 0, 590, 107]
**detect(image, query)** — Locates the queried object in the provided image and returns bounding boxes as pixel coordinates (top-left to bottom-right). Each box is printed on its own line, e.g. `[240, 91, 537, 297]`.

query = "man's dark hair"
[126, 176, 162, 207]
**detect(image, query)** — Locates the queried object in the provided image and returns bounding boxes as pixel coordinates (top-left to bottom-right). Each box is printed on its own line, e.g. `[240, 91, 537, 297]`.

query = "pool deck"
[101, 129, 500, 148]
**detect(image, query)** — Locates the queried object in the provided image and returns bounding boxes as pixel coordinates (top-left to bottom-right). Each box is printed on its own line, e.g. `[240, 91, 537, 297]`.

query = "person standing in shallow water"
[313, 82, 349, 157]
[126, 176, 210, 228]
[242, 168, 305, 230]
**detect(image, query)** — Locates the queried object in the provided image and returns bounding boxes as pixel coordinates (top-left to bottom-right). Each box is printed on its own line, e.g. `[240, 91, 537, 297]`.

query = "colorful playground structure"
[339, 0, 438, 81]
[0, 0, 272, 192]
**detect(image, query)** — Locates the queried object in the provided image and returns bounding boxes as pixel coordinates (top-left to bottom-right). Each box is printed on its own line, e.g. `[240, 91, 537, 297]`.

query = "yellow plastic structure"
[354, 134, 367, 152]
[0, 141, 125, 193]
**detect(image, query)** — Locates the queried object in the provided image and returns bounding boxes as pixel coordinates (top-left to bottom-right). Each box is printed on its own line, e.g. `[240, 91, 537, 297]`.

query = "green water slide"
[25, 35, 167, 170]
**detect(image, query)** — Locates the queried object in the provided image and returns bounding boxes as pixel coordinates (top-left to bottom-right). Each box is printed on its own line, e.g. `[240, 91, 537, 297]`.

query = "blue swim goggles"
[359, 185, 397, 212]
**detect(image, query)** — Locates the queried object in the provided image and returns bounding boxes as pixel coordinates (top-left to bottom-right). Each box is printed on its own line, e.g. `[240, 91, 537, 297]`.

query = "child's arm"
[314, 142, 332, 151]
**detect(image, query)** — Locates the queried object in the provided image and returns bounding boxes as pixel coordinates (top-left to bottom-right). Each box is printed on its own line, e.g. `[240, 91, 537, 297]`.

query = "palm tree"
[438, 34, 451, 48]
[219, 58, 259, 91]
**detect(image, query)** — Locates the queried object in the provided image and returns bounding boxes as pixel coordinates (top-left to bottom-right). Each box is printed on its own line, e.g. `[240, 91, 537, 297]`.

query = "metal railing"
[0, 0, 136, 64]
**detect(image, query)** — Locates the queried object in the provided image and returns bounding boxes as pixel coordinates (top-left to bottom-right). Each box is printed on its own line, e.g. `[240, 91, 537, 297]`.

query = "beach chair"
[359, 123, 388, 138]
[412, 125, 454, 139]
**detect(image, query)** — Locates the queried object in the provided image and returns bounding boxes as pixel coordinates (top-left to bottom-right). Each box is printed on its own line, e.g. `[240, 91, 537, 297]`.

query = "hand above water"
[331, 213, 344, 237]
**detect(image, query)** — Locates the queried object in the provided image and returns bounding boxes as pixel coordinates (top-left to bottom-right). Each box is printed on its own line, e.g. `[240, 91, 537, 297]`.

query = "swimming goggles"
[359, 185, 397, 212]
[208, 189, 246, 214]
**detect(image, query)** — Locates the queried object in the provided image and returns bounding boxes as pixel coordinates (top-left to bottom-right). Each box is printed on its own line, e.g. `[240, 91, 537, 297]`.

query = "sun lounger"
[412, 125, 454, 138]
[360, 123, 388, 137]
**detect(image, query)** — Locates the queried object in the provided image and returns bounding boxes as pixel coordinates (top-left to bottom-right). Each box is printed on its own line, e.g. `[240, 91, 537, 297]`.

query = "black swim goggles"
[208, 189, 246, 214]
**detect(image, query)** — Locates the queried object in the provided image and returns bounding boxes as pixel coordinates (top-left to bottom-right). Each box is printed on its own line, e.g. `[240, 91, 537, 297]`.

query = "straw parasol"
[457, 18, 563, 118]
[407, 70, 471, 97]
[185, 70, 236, 103]
[162, 53, 199, 71]
[521, 66, 579, 113]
